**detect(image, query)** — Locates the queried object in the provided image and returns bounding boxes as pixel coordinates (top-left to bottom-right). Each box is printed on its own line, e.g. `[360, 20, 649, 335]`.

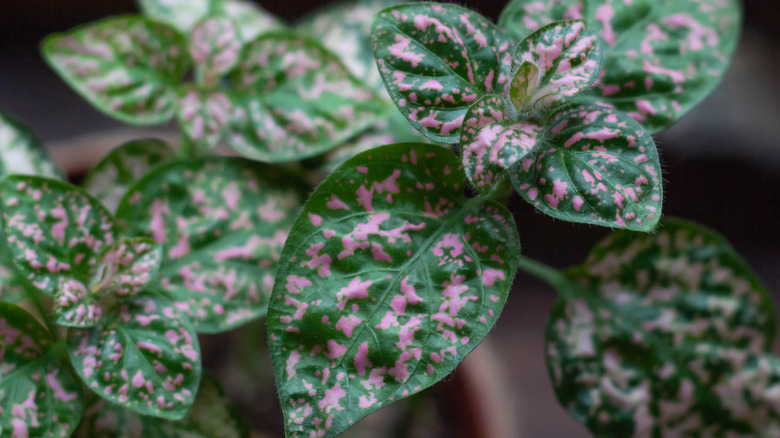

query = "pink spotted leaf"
[0, 176, 115, 297]
[68, 291, 201, 419]
[460, 95, 544, 192]
[42, 16, 190, 125]
[511, 103, 662, 231]
[75, 374, 247, 438]
[189, 16, 242, 87]
[268, 143, 520, 437]
[95, 237, 163, 297]
[509, 20, 601, 115]
[53, 279, 103, 328]
[228, 32, 388, 162]
[371, 3, 513, 143]
[176, 87, 232, 150]
[82, 139, 176, 213]
[548, 218, 779, 435]
[0, 302, 84, 438]
[115, 157, 307, 332]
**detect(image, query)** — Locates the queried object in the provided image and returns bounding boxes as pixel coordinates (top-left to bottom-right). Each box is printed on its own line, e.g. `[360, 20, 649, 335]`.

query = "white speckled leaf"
[547, 218, 779, 436]
[0, 302, 84, 438]
[228, 32, 387, 162]
[0, 176, 115, 297]
[115, 158, 307, 332]
[95, 237, 163, 297]
[0, 108, 63, 179]
[53, 278, 103, 328]
[220, 0, 283, 43]
[82, 139, 176, 214]
[68, 292, 201, 419]
[189, 16, 242, 86]
[511, 103, 662, 231]
[75, 374, 248, 438]
[372, 3, 513, 143]
[42, 15, 189, 125]
[177, 87, 232, 149]
[268, 143, 520, 437]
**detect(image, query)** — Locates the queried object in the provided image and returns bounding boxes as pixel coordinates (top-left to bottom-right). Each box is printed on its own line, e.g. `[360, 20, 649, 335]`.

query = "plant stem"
[516, 255, 571, 294]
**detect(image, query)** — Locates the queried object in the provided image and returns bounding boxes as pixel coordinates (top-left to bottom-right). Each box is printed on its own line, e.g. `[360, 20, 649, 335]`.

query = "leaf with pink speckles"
[176, 87, 232, 150]
[41, 16, 189, 125]
[511, 103, 662, 231]
[227, 32, 388, 162]
[460, 95, 543, 193]
[499, 0, 586, 41]
[0, 302, 84, 438]
[268, 143, 520, 437]
[0, 176, 115, 297]
[82, 139, 176, 213]
[509, 20, 601, 115]
[372, 3, 513, 143]
[115, 157, 307, 332]
[0, 107, 64, 180]
[68, 291, 201, 419]
[189, 16, 241, 87]
[53, 278, 104, 327]
[95, 237, 163, 297]
[75, 374, 248, 438]
[547, 218, 780, 436]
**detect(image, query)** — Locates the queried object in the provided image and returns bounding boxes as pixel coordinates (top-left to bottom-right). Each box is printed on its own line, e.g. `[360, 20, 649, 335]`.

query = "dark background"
[1, 1, 779, 436]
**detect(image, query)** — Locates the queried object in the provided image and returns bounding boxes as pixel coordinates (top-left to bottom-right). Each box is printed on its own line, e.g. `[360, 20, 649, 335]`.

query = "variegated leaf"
[372, 3, 513, 143]
[115, 158, 306, 332]
[75, 374, 248, 438]
[41, 16, 189, 125]
[82, 139, 176, 213]
[510, 20, 601, 115]
[228, 32, 387, 162]
[190, 16, 242, 86]
[548, 218, 779, 436]
[177, 87, 232, 149]
[0, 176, 114, 296]
[460, 95, 543, 192]
[499, 0, 741, 133]
[268, 143, 520, 437]
[68, 292, 201, 419]
[53, 278, 103, 328]
[0, 302, 84, 438]
[511, 103, 662, 231]
[220, 0, 283, 43]
[95, 237, 163, 297]
[0, 108, 63, 179]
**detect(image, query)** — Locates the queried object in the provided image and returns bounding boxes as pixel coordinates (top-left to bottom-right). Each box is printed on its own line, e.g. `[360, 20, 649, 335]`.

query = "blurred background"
[1, 1, 779, 436]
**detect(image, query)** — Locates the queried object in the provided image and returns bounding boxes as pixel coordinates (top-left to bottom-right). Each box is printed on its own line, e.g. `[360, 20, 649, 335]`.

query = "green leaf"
[510, 103, 662, 231]
[372, 3, 512, 143]
[460, 95, 543, 192]
[189, 16, 242, 85]
[176, 87, 232, 150]
[0, 302, 84, 437]
[82, 139, 176, 214]
[53, 278, 103, 327]
[499, 0, 741, 132]
[0, 108, 63, 180]
[115, 157, 306, 332]
[75, 374, 248, 438]
[41, 15, 190, 125]
[68, 292, 201, 419]
[228, 32, 387, 162]
[268, 143, 520, 437]
[0, 176, 115, 296]
[547, 218, 779, 436]
[510, 20, 601, 115]
[220, 0, 283, 43]
[95, 237, 163, 297]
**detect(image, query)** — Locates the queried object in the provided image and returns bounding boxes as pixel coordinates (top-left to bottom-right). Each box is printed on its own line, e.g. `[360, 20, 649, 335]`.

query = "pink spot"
[354, 342, 371, 376]
[482, 269, 505, 287]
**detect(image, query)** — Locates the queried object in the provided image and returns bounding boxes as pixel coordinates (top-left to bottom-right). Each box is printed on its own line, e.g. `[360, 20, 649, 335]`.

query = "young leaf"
[82, 139, 176, 213]
[460, 95, 543, 192]
[510, 103, 662, 231]
[0, 176, 115, 296]
[95, 237, 163, 297]
[0, 302, 84, 437]
[176, 87, 232, 150]
[0, 108, 64, 179]
[228, 32, 388, 162]
[75, 374, 248, 438]
[189, 16, 242, 86]
[510, 20, 601, 114]
[68, 291, 201, 419]
[115, 158, 306, 332]
[41, 15, 190, 125]
[547, 218, 779, 436]
[53, 278, 103, 327]
[372, 3, 512, 143]
[268, 143, 520, 437]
